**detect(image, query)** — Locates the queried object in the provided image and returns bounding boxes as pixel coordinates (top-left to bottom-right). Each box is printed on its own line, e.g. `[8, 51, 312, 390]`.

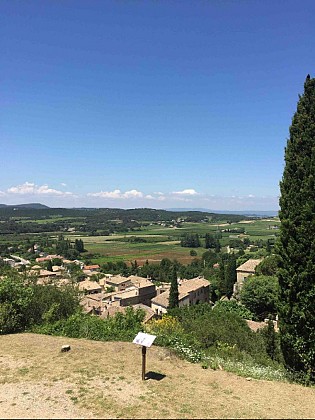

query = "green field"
[64, 218, 280, 265]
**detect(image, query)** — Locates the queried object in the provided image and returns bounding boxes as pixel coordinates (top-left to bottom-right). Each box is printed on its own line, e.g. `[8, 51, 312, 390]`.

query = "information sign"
[133, 332, 156, 348]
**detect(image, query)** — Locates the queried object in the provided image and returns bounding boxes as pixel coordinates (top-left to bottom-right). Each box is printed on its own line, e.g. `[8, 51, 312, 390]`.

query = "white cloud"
[88, 189, 122, 199]
[61, 183, 67, 187]
[88, 189, 143, 199]
[7, 182, 74, 196]
[123, 189, 143, 199]
[145, 194, 154, 200]
[172, 189, 199, 196]
[0, 190, 5, 196]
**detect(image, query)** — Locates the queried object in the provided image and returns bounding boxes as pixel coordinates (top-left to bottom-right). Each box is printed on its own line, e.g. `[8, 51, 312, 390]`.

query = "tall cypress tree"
[168, 267, 179, 309]
[278, 74, 315, 379]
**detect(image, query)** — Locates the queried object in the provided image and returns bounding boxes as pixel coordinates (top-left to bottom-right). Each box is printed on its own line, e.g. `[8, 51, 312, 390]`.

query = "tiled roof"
[236, 259, 263, 272]
[128, 275, 152, 287]
[152, 277, 209, 308]
[151, 290, 170, 308]
[246, 320, 267, 332]
[78, 280, 102, 292]
[107, 275, 131, 285]
[179, 277, 209, 294]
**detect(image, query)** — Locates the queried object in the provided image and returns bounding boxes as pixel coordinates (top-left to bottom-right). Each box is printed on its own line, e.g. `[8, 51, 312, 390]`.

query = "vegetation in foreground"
[0, 270, 287, 384]
[278, 74, 315, 382]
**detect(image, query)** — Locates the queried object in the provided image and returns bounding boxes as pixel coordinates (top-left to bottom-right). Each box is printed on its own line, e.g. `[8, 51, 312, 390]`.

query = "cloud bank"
[0, 181, 279, 210]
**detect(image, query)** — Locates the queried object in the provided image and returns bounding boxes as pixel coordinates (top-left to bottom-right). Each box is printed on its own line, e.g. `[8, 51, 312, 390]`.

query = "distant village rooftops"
[83, 264, 100, 271]
[106, 275, 130, 285]
[78, 280, 102, 294]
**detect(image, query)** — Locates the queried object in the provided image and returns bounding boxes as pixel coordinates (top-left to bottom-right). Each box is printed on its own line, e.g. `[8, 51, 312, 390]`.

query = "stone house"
[78, 280, 102, 294]
[233, 258, 263, 295]
[151, 276, 210, 316]
[105, 275, 132, 291]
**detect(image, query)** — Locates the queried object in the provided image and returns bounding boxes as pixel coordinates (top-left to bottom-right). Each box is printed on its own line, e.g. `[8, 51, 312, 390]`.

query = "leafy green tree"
[213, 300, 253, 320]
[205, 233, 216, 249]
[180, 233, 200, 248]
[75, 239, 85, 253]
[0, 275, 34, 334]
[224, 255, 237, 298]
[264, 319, 277, 361]
[46, 260, 53, 272]
[216, 254, 236, 297]
[240, 275, 279, 321]
[278, 74, 315, 379]
[255, 255, 280, 276]
[168, 267, 179, 309]
[130, 260, 139, 275]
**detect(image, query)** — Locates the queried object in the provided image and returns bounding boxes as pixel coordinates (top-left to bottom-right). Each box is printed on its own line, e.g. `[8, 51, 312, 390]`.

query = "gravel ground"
[0, 333, 314, 419]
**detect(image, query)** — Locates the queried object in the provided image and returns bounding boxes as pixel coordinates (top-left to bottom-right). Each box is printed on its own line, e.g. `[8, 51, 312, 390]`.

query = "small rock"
[246, 377, 252, 381]
[61, 345, 71, 352]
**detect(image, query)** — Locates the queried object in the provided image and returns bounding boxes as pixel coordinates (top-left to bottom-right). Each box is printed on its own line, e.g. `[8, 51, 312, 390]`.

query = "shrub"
[213, 300, 254, 320]
[35, 307, 146, 342]
[240, 275, 279, 320]
[0, 276, 34, 334]
[0, 273, 80, 334]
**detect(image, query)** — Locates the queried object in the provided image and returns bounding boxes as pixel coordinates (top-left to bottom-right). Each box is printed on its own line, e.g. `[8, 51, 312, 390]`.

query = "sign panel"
[133, 332, 156, 348]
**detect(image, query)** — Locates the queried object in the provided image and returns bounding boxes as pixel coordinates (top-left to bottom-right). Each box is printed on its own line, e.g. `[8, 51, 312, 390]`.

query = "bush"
[0, 276, 34, 334]
[35, 307, 145, 342]
[0, 274, 80, 334]
[240, 275, 279, 320]
[213, 300, 254, 320]
[163, 304, 274, 367]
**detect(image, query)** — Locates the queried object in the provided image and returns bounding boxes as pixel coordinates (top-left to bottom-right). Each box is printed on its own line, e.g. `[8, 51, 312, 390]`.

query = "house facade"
[233, 258, 263, 296]
[151, 276, 210, 316]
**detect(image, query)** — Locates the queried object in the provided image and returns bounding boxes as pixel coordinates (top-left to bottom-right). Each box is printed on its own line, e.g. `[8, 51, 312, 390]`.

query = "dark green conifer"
[168, 267, 179, 309]
[278, 74, 315, 380]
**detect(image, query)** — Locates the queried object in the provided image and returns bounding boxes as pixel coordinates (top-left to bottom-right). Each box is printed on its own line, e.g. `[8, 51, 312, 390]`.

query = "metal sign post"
[142, 345, 146, 381]
[133, 332, 156, 381]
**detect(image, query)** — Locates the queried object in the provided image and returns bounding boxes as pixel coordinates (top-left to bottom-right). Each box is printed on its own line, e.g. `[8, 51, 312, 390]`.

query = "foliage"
[240, 275, 279, 321]
[258, 320, 282, 362]
[127, 236, 147, 243]
[146, 316, 184, 344]
[55, 234, 80, 260]
[255, 255, 280, 276]
[0, 275, 34, 334]
[213, 300, 254, 320]
[168, 267, 179, 309]
[278, 74, 315, 381]
[0, 273, 80, 334]
[74, 239, 85, 252]
[46, 260, 53, 272]
[35, 307, 145, 342]
[163, 304, 279, 369]
[205, 233, 220, 250]
[27, 283, 80, 325]
[180, 233, 200, 248]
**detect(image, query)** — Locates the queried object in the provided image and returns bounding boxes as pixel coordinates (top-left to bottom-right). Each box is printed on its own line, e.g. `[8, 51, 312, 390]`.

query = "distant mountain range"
[0, 203, 278, 217]
[0, 203, 50, 209]
[165, 208, 279, 217]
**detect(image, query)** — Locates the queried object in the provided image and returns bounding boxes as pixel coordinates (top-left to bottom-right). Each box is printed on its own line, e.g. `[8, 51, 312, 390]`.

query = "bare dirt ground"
[0, 333, 314, 419]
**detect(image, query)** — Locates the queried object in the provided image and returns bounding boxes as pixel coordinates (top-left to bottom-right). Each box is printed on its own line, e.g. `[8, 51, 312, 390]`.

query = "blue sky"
[1, 0, 314, 210]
